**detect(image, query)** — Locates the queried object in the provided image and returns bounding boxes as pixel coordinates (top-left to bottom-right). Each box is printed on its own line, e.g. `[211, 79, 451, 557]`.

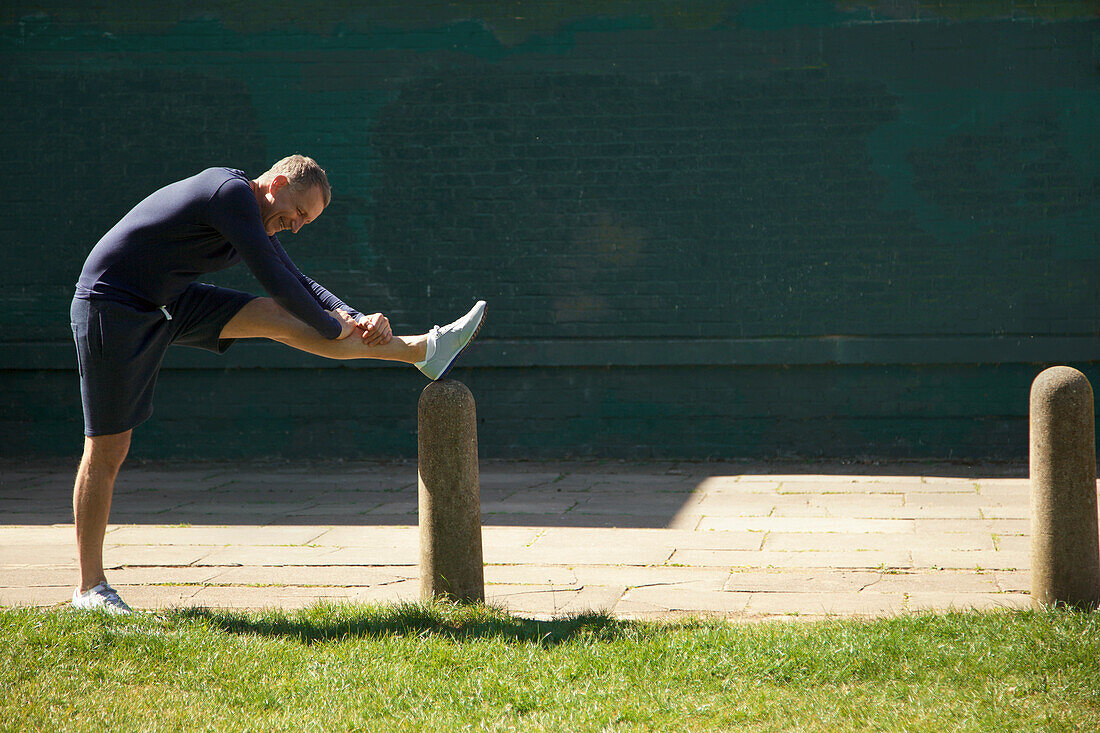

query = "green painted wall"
[2, 1, 1097, 460]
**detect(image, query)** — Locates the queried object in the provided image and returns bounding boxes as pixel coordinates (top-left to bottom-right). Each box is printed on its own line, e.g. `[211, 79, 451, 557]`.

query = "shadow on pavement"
[0, 458, 1030, 528]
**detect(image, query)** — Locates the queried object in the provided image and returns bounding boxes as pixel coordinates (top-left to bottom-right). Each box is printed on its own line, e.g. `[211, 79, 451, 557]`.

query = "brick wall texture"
[2, 1, 1098, 460]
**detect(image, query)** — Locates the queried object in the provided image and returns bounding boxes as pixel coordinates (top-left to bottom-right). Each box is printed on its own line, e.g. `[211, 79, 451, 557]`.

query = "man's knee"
[220, 297, 295, 340]
[82, 430, 132, 474]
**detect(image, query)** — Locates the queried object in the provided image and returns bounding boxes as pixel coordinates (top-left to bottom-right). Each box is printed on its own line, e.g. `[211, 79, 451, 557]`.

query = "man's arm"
[268, 235, 362, 320]
[269, 235, 392, 346]
[206, 180, 342, 339]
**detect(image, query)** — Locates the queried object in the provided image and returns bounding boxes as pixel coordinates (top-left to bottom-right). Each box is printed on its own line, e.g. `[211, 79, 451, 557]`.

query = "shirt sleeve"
[205, 179, 342, 339]
[268, 235, 363, 322]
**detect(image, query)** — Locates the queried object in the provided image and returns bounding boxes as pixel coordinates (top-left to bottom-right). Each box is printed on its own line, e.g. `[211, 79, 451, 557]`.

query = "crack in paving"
[493, 586, 584, 598]
[857, 568, 890, 593]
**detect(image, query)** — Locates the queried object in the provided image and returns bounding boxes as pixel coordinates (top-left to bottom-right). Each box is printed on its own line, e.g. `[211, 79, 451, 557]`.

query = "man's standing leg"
[71, 431, 134, 613]
[69, 296, 163, 613]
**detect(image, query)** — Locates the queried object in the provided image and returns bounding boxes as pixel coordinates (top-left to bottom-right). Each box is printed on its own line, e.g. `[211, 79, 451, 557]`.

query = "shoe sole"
[434, 304, 486, 381]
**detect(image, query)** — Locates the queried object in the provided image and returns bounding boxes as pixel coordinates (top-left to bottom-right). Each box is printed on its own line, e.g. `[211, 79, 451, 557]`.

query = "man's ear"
[269, 175, 289, 194]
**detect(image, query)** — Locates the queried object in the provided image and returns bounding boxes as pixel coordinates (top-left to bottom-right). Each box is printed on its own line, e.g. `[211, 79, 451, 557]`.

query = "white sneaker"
[72, 582, 132, 615]
[414, 300, 486, 381]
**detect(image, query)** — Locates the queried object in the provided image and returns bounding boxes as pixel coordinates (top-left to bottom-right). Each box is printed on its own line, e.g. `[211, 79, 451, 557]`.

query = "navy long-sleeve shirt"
[75, 167, 357, 339]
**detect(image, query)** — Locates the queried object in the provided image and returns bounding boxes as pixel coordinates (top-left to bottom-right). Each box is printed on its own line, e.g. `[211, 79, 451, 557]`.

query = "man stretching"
[69, 155, 485, 613]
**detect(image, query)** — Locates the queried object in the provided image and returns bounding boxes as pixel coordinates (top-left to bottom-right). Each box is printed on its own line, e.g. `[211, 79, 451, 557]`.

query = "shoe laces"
[99, 583, 123, 604]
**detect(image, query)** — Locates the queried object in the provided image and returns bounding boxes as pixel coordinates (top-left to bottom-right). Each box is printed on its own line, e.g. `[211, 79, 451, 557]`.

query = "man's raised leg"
[221, 298, 487, 381]
[220, 298, 429, 362]
[71, 430, 133, 613]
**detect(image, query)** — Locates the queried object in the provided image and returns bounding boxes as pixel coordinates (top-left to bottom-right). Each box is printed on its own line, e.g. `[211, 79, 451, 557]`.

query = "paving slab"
[889, 505, 985, 520]
[768, 493, 906, 518]
[618, 587, 752, 614]
[588, 474, 697, 489]
[920, 476, 985, 487]
[645, 530, 764, 552]
[975, 479, 1030, 490]
[303, 526, 421, 546]
[696, 517, 916, 533]
[478, 472, 564, 490]
[0, 511, 74, 524]
[0, 526, 76, 544]
[193, 545, 337, 567]
[487, 584, 626, 617]
[670, 548, 913, 569]
[482, 527, 563, 549]
[0, 567, 78, 587]
[180, 501, 321, 517]
[103, 544, 221, 567]
[483, 512, 689, 529]
[106, 525, 328, 546]
[993, 535, 1030, 553]
[364, 501, 418, 516]
[776, 480, 931, 494]
[189, 585, 362, 610]
[307, 547, 418, 566]
[484, 565, 581, 586]
[284, 502, 388, 517]
[915, 518, 1028, 536]
[906, 493, 983, 506]
[519, 527, 681, 565]
[976, 489, 1032, 503]
[571, 493, 706, 514]
[209, 565, 415, 587]
[118, 585, 204, 608]
[994, 570, 1030, 593]
[744, 592, 906, 617]
[110, 567, 225, 585]
[1, 543, 78, 566]
[565, 565, 733, 589]
[696, 500, 780, 518]
[763, 531, 993, 552]
[723, 569, 885, 593]
[95, 497, 193, 514]
[861, 570, 1001, 594]
[911, 549, 1029, 571]
[978, 505, 1031, 519]
[480, 498, 579, 514]
[763, 475, 925, 486]
[0, 586, 73, 607]
[693, 477, 782, 493]
[348, 580, 422, 605]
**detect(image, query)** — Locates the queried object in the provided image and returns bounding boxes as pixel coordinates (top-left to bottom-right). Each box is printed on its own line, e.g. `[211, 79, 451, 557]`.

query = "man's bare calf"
[220, 297, 430, 362]
[73, 430, 130, 593]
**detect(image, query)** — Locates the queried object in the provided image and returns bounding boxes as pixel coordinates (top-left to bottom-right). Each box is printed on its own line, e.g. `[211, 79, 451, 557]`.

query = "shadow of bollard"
[1029, 366, 1100, 610]
[417, 379, 485, 603]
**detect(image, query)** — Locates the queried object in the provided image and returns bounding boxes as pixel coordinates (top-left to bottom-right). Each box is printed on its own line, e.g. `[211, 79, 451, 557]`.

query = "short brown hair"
[257, 154, 331, 206]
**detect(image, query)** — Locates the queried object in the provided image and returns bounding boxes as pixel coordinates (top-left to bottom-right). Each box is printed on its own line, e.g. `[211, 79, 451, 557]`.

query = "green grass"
[3, 603, 1099, 731]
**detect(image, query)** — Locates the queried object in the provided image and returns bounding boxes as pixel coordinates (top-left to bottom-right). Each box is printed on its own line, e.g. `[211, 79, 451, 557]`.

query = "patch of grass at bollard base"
[3, 601, 1099, 731]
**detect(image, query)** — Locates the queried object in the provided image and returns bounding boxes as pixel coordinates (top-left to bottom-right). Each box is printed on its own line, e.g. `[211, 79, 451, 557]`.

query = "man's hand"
[356, 312, 393, 346]
[328, 309, 358, 340]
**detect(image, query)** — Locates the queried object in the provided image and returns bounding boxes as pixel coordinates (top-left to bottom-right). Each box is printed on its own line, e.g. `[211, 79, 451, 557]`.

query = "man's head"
[253, 154, 331, 236]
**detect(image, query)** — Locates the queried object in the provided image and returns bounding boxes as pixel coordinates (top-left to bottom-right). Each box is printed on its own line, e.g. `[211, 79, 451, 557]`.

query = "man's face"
[260, 176, 326, 236]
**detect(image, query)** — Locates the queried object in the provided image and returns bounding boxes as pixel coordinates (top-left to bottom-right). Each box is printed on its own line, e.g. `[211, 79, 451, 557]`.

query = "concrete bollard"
[417, 379, 484, 603]
[1029, 366, 1100, 610]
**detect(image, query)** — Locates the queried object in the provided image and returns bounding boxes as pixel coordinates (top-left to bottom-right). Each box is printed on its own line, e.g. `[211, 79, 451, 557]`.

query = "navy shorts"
[70, 283, 257, 436]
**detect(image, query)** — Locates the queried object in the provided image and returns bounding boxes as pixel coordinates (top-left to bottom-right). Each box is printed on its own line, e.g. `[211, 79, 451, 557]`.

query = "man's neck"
[249, 179, 265, 208]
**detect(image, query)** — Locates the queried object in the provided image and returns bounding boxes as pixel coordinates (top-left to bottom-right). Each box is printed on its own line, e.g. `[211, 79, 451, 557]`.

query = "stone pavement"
[0, 459, 1051, 621]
